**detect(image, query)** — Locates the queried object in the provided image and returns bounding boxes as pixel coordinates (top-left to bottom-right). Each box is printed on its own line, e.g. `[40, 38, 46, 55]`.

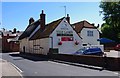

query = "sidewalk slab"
[0, 58, 22, 77]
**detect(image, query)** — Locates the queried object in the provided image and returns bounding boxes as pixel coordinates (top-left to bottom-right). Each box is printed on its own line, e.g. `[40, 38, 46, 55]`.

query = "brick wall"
[2, 36, 19, 52]
[2, 36, 10, 52]
[20, 52, 120, 71]
[9, 42, 19, 52]
[49, 54, 120, 71]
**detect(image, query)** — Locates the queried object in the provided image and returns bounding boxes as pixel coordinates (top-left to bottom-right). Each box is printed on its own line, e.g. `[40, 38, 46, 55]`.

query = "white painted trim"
[29, 25, 40, 39]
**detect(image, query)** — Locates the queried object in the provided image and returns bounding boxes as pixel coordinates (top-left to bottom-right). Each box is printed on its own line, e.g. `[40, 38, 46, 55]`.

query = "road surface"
[0, 52, 119, 77]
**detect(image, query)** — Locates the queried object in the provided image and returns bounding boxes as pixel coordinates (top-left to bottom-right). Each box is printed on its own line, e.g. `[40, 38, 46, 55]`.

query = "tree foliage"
[100, 2, 120, 42]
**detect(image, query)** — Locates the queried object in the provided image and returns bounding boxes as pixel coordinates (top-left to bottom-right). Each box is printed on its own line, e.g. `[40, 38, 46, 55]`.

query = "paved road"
[0, 58, 22, 77]
[0, 52, 119, 77]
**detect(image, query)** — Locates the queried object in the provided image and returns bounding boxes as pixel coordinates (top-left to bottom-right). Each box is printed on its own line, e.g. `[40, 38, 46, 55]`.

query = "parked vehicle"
[114, 44, 120, 51]
[73, 47, 104, 56]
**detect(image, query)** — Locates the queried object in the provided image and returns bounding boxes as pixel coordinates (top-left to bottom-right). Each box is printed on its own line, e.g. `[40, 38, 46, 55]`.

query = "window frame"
[87, 30, 93, 37]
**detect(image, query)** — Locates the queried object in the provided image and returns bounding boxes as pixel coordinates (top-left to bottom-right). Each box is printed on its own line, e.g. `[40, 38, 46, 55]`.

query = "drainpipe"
[50, 37, 53, 48]
[48, 37, 53, 56]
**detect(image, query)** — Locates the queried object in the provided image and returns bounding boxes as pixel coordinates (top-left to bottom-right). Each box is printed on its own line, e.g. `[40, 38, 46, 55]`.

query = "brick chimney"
[29, 17, 34, 25]
[66, 14, 70, 24]
[7, 34, 9, 38]
[40, 10, 46, 31]
[97, 24, 100, 28]
[13, 28, 16, 33]
[91, 23, 95, 26]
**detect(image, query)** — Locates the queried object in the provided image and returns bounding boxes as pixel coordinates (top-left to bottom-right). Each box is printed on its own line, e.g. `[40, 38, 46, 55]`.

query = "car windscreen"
[76, 48, 86, 53]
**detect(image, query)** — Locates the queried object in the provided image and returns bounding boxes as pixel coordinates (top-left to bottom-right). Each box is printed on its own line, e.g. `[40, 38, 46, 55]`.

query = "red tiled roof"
[72, 20, 97, 33]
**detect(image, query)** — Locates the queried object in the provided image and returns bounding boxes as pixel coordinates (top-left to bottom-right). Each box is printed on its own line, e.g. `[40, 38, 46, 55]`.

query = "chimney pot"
[67, 14, 69, 17]
[91, 23, 95, 26]
[13, 28, 16, 33]
[42, 10, 44, 14]
[66, 14, 70, 24]
[7, 34, 9, 38]
[97, 24, 100, 28]
[29, 17, 34, 25]
[98, 24, 99, 26]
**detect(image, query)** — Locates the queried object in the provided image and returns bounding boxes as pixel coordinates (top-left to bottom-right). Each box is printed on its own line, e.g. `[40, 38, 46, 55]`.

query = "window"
[87, 31, 93, 37]
[83, 44, 87, 46]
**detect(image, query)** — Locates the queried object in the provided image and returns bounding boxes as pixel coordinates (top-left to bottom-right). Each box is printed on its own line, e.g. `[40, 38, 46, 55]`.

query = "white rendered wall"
[19, 38, 29, 53]
[29, 40, 33, 53]
[32, 38, 49, 55]
[33, 39, 40, 54]
[50, 18, 82, 54]
[80, 28, 100, 45]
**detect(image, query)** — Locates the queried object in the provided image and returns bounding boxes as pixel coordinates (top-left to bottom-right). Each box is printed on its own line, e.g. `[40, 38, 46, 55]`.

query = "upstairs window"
[87, 31, 93, 37]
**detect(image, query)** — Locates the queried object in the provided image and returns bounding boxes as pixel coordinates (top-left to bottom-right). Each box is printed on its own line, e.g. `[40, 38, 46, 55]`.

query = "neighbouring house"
[2, 28, 23, 52]
[19, 10, 82, 55]
[72, 20, 100, 46]
[72, 20, 104, 52]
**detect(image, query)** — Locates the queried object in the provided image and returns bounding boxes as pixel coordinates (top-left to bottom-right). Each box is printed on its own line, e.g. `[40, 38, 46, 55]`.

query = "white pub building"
[19, 10, 103, 55]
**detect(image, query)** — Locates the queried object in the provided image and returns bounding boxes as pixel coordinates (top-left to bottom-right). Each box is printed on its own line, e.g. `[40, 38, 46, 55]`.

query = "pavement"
[0, 58, 22, 78]
[105, 50, 120, 57]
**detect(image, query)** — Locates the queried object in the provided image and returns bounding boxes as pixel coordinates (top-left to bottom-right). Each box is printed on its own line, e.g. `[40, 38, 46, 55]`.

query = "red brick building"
[2, 28, 23, 52]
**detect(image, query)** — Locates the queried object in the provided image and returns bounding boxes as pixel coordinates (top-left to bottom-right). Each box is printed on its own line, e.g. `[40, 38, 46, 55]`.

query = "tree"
[101, 23, 114, 39]
[100, 2, 120, 42]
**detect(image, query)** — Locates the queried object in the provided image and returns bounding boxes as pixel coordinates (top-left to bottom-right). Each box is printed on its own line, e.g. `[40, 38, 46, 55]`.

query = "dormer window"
[87, 30, 93, 37]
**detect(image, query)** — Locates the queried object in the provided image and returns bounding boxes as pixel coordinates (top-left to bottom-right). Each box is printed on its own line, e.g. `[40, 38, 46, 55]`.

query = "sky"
[1, 2, 105, 31]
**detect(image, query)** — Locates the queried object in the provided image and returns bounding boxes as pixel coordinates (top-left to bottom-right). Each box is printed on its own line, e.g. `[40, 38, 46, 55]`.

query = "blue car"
[74, 47, 103, 56]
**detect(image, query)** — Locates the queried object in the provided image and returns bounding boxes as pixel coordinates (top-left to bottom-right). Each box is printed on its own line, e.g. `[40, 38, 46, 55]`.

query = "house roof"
[1, 30, 23, 37]
[29, 17, 64, 40]
[19, 19, 40, 40]
[7, 36, 19, 42]
[72, 20, 97, 33]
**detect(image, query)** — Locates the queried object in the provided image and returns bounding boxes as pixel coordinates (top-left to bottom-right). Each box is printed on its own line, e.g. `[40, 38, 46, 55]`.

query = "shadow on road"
[9, 53, 103, 71]
[9, 53, 49, 61]
[9, 53, 20, 57]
